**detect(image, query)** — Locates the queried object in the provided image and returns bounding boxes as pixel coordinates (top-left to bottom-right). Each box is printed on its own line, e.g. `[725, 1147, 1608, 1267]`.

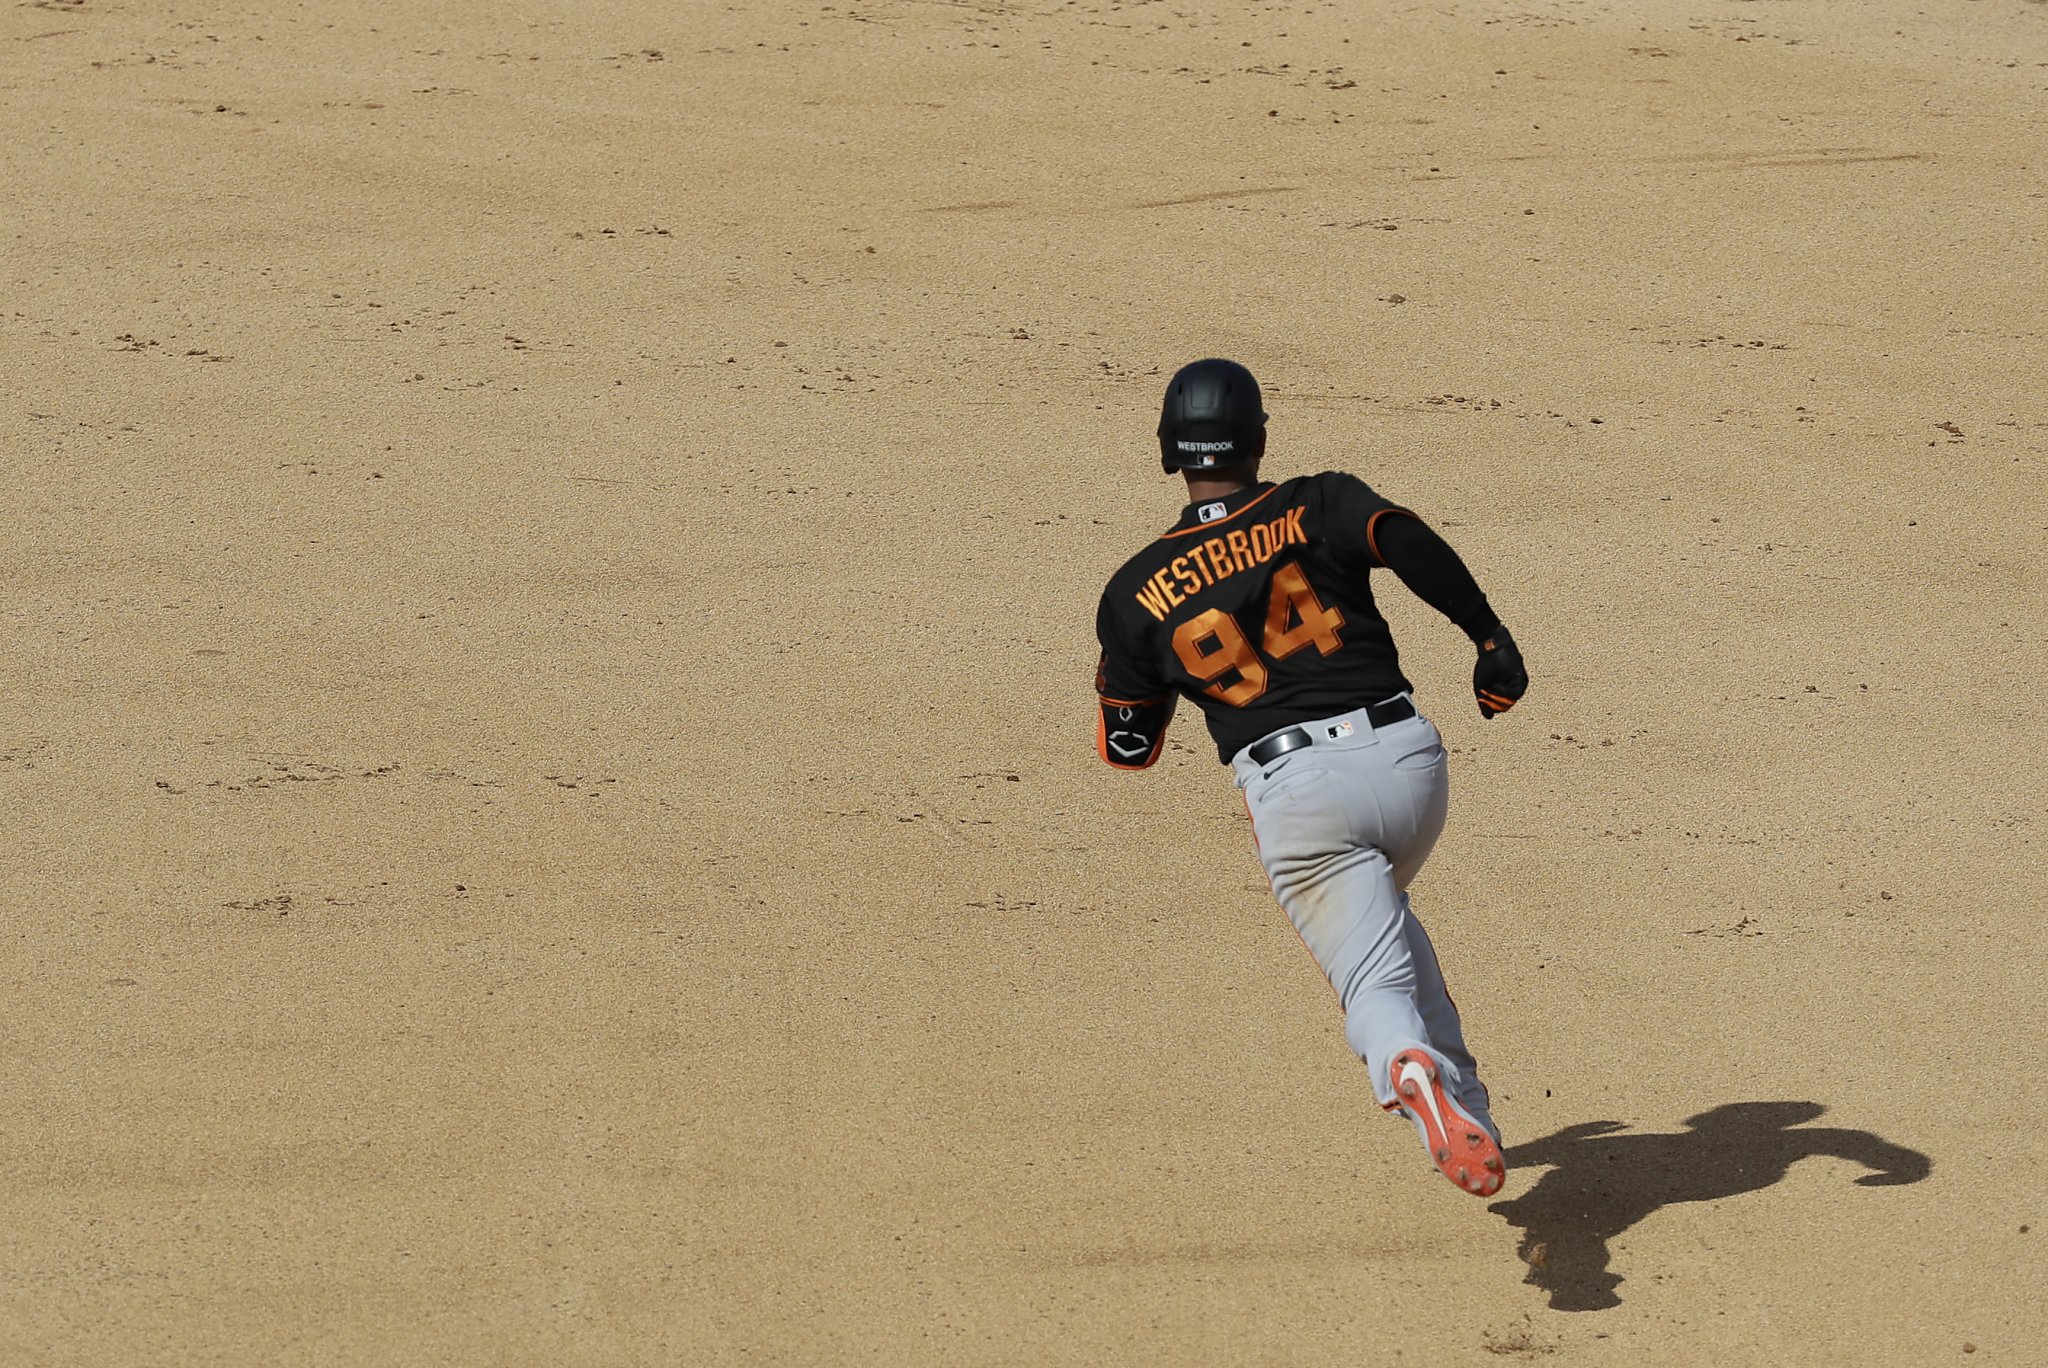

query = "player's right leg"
[1246, 802, 1498, 1195]
[1401, 898, 1498, 1142]
[1239, 737, 1481, 1117]
[1372, 712, 1499, 1140]
[1237, 708, 1502, 1195]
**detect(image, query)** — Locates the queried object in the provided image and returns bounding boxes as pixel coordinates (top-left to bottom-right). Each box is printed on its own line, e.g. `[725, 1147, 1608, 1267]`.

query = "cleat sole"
[1388, 1048, 1508, 1199]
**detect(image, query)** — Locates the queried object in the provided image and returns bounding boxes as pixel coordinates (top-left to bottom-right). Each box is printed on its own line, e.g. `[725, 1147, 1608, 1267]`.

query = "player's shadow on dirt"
[1488, 1102, 1929, 1312]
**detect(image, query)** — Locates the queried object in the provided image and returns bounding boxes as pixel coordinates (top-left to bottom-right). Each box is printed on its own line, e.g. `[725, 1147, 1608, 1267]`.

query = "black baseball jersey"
[1094, 473, 1419, 765]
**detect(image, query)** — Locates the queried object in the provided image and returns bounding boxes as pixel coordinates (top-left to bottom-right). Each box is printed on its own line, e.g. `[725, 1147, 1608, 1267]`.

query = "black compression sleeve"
[1372, 512, 1503, 644]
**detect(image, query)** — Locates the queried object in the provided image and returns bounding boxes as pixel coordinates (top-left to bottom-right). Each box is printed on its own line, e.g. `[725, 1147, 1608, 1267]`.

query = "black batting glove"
[1473, 627, 1528, 719]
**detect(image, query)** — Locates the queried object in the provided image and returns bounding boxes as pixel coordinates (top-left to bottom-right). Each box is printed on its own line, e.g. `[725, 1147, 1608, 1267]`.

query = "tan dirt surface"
[4, 0, 2045, 1362]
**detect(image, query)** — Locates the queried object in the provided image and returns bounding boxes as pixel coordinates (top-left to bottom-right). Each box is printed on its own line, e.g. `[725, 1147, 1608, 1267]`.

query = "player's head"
[1158, 358, 1266, 475]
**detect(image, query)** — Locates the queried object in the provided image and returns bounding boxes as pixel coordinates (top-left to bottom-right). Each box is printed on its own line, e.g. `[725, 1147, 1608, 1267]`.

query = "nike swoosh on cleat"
[1396, 1058, 1450, 1137]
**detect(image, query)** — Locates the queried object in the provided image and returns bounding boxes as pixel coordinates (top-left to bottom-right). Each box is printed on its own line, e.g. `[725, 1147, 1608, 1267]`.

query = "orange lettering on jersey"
[1201, 537, 1233, 585]
[1156, 566, 1185, 608]
[1135, 500, 1317, 627]
[1265, 561, 1346, 657]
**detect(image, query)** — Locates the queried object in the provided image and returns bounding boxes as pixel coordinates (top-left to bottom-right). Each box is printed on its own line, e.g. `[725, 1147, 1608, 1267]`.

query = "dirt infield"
[3, 0, 2043, 1362]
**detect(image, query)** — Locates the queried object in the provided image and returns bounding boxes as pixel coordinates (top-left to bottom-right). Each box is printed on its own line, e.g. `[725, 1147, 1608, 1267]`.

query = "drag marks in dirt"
[1282, 389, 1620, 433]
[821, 770, 1029, 851]
[1065, 1230, 1405, 1271]
[542, 773, 617, 793]
[1684, 914, 1767, 939]
[1479, 146, 1928, 174]
[220, 893, 298, 913]
[105, 332, 231, 362]
[829, 802, 998, 840]
[147, 759, 625, 804]
[311, 279, 603, 393]
[210, 877, 523, 919]
[1642, 331, 1789, 352]
[1316, 214, 1447, 231]
[1637, 147, 1928, 172]
[151, 759, 403, 797]
[565, 226, 672, 240]
[1, 738, 52, 771]
[1132, 185, 1297, 209]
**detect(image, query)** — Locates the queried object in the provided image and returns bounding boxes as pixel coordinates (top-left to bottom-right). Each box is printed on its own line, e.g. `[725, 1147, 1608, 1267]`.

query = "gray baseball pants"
[1232, 699, 1496, 1137]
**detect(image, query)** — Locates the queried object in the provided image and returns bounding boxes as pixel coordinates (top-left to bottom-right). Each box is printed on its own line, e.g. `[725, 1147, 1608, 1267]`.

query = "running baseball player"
[1093, 358, 1529, 1198]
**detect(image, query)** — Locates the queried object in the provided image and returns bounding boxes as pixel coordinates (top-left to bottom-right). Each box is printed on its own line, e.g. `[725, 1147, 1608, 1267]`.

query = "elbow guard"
[1096, 694, 1173, 770]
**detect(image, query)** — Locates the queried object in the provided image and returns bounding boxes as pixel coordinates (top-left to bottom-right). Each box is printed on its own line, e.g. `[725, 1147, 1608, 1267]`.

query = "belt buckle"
[1256, 727, 1312, 765]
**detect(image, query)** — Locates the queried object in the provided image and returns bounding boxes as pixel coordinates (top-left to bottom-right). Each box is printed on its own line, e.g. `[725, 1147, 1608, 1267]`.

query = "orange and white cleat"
[1388, 1049, 1507, 1197]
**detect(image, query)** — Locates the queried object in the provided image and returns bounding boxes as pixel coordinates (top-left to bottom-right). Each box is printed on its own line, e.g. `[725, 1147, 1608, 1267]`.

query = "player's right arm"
[1323, 472, 1531, 719]
[1369, 513, 1529, 718]
[1094, 584, 1175, 770]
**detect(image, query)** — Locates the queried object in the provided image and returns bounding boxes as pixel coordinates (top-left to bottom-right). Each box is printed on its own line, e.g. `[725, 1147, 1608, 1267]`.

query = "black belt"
[1246, 697, 1416, 766]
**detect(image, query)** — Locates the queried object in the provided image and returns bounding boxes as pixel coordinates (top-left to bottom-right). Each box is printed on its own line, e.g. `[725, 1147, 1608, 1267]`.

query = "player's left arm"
[1094, 589, 1175, 769]
[1095, 680, 1175, 770]
[1367, 510, 1529, 719]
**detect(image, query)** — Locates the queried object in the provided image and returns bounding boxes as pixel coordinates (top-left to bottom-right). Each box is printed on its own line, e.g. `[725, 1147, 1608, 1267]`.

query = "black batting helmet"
[1158, 358, 1266, 474]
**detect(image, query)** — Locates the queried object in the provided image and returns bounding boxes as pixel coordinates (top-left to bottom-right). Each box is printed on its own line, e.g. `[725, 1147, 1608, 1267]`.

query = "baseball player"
[1093, 358, 1530, 1198]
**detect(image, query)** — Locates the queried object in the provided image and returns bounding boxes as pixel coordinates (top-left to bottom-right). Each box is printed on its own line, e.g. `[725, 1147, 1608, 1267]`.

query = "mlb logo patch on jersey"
[1197, 500, 1228, 523]
[1326, 721, 1355, 740]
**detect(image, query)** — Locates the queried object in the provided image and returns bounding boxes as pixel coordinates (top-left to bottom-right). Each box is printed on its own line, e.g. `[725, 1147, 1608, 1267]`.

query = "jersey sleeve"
[1373, 513, 1504, 643]
[1094, 581, 1175, 770]
[1318, 470, 1411, 572]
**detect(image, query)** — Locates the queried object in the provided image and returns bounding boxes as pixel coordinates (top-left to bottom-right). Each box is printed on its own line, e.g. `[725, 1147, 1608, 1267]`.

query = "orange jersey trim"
[1364, 506, 1414, 567]
[1159, 485, 1280, 539]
